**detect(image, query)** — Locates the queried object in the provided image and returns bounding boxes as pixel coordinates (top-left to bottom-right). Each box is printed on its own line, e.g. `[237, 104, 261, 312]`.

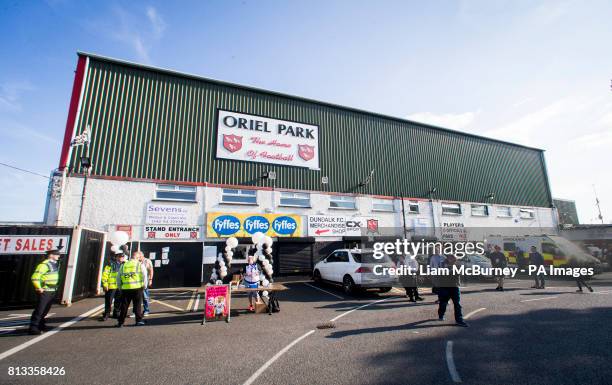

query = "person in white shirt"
[138, 253, 154, 316]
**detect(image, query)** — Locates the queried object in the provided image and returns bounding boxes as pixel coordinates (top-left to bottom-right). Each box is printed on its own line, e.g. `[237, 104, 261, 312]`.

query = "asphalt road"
[0, 274, 611, 385]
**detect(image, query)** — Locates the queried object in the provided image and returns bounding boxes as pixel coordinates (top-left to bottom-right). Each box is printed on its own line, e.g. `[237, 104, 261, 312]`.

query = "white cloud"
[405, 111, 478, 130]
[146, 6, 166, 37]
[0, 81, 34, 111]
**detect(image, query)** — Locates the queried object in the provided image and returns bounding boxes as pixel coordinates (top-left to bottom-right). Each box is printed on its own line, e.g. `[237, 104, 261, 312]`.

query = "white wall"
[48, 176, 557, 241]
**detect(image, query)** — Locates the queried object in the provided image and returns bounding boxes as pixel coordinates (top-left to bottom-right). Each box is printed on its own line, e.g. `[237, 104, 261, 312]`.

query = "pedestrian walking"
[569, 256, 594, 293]
[116, 251, 146, 327]
[437, 255, 468, 327]
[429, 251, 445, 300]
[400, 254, 424, 302]
[489, 245, 507, 291]
[99, 251, 125, 321]
[529, 246, 545, 289]
[28, 248, 62, 335]
[138, 252, 154, 316]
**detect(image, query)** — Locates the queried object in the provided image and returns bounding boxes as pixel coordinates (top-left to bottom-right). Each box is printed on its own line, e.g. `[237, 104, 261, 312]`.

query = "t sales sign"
[144, 226, 202, 240]
[0, 235, 70, 255]
[216, 109, 320, 170]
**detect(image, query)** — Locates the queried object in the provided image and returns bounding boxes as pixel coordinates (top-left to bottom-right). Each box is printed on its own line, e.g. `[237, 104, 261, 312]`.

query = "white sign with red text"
[144, 226, 202, 240]
[307, 216, 380, 237]
[216, 109, 320, 169]
[0, 235, 70, 254]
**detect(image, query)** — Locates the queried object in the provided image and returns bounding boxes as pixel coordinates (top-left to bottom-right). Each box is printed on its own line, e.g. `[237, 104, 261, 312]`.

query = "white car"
[312, 249, 397, 295]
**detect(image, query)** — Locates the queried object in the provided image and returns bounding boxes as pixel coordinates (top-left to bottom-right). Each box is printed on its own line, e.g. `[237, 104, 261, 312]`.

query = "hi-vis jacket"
[31, 259, 59, 292]
[118, 259, 145, 290]
[101, 261, 121, 290]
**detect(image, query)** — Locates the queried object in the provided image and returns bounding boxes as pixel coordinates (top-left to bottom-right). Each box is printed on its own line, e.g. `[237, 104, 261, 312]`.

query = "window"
[330, 195, 357, 209]
[471, 204, 489, 217]
[519, 208, 535, 219]
[496, 206, 512, 218]
[372, 198, 394, 212]
[337, 251, 349, 263]
[155, 184, 197, 201]
[221, 189, 257, 204]
[280, 192, 310, 207]
[407, 201, 419, 214]
[503, 242, 516, 252]
[441, 203, 462, 215]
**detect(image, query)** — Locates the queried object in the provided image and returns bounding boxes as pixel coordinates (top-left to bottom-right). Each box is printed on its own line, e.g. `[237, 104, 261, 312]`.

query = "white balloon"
[256, 242, 263, 250]
[109, 231, 129, 246]
[258, 255, 266, 262]
[225, 246, 232, 252]
[226, 251, 233, 258]
[262, 279, 269, 287]
[226, 237, 239, 248]
[262, 291, 269, 297]
[226, 255, 233, 263]
[262, 259, 270, 266]
[259, 276, 265, 282]
[263, 236, 273, 246]
[266, 247, 273, 255]
[217, 256, 224, 262]
[216, 279, 223, 284]
[251, 232, 265, 244]
[255, 249, 263, 257]
[219, 260, 225, 268]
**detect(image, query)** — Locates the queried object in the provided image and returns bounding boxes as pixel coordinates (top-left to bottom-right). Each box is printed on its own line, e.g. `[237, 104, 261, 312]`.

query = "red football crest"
[366, 219, 379, 234]
[298, 144, 315, 161]
[223, 134, 243, 153]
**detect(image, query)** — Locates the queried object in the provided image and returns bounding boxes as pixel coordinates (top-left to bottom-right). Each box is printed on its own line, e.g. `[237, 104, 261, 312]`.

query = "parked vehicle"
[457, 254, 494, 280]
[313, 249, 397, 294]
[487, 235, 602, 273]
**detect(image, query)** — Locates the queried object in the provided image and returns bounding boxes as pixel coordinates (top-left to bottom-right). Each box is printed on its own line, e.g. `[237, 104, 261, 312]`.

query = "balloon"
[109, 231, 129, 246]
[262, 291, 269, 297]
[217, 256, 224, 262]
[262, 259, 270, 266]
[255, 249, 263, 257]
[218, 260, 225, 267]
[215, 279, 223, 284]
[258, 255, 266, 262]
[226, 251, 233, 258]
[263, 236, 273, 246]
[226, 255, 233, 262]
[256, 242, 263, 250]
[262, 279, 269, 287]
[251, 232, 265, 244]
[226, 237, 239, 248]
[225, 246, 232, 252]
[266, 247, 273, 255]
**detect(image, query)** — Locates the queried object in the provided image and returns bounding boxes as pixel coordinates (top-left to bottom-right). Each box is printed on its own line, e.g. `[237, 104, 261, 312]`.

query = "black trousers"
[104, 289, 120, 317]
[404, 287, 419, 299]
[438, 287, 463, 322]
[576, 277, 591, 290]
[534, 273, 545, 288]
[30, 291, 55, 331]
[118, 288, 143, 324]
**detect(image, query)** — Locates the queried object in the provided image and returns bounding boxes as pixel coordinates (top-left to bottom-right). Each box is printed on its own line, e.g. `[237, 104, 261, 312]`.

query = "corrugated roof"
[77, 51, 544, 152]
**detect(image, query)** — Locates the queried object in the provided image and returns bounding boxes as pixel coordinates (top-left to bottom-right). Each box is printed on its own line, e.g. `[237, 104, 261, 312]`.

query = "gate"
[71, 228, 105, 301]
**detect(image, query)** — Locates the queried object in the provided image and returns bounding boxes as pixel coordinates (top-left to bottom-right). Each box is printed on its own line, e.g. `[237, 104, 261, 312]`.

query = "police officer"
[116, 251, 146, 327]
[29, 248, 61, 335]
[100, 250, 125, 321]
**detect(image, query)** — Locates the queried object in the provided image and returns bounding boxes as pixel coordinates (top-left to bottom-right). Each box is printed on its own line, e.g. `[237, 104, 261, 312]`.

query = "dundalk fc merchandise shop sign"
[216, 110, 320, 169]
[207, 213, 302, 238]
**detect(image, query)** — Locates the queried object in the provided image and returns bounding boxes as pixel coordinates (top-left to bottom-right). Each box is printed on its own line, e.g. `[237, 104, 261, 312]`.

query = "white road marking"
[0, 314, 29, 321]
[242, 330, 315, 385]
[185, 290, 197, 311]
[151, 299, 185, 312]
[154, 290, 191, 300]
[303, 283, 345, 300]
[464, 307, 486, 320]
[193, 294, 200, 312]
[521, 296, 558, 302]
[0, 304, 104, 362]
[446, 341, 462, 383]
[330, 297, 394, 322]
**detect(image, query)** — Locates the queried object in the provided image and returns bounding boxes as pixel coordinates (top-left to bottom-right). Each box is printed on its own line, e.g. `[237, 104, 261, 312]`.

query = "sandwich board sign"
[202, 284, 231, 324]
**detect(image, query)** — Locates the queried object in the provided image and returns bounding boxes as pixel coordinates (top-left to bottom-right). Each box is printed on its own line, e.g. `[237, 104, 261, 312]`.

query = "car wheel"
[342, 275, 355, 295]
[378, 287, 392, 293]
[313, 270, 322, 283]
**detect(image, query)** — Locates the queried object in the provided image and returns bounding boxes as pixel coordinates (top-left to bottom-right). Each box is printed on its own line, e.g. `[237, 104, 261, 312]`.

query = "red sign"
[204, 285, 231, 322]
[298, 144, 315, 161]
[115, 225, 133, 240]
[366, 219, 379, 234]
[223, 134, 243, 153]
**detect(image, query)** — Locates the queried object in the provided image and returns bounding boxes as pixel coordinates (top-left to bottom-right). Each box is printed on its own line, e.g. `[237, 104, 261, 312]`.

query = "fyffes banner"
[207, 213, 302, 237]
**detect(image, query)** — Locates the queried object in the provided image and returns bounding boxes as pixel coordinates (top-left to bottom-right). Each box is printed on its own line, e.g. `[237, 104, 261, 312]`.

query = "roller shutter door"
[278, 243, 313, 274]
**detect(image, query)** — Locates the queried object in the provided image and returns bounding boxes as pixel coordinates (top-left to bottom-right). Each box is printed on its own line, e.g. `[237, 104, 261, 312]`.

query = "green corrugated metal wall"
[67, 57, 552, 207]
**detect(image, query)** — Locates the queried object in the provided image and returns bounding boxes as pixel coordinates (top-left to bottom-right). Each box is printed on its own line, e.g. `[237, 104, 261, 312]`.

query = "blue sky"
[0, 0, 610, 223]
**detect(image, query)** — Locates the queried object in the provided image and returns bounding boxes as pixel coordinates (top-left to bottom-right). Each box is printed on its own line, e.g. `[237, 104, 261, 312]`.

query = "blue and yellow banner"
[206, 213, 302, 238]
